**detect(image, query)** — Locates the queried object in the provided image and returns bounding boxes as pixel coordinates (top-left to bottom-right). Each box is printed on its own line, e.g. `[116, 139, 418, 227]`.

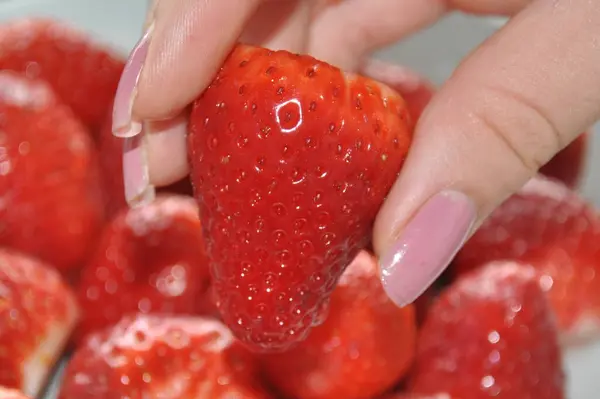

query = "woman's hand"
[112, 0, 600, 307]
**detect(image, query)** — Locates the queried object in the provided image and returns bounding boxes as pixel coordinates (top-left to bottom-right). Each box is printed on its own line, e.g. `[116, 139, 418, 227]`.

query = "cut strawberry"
[410, 261, 565, 399]
[0, 388, 31, 399]
[188, 44, 414, 352]
[59, 314, 272, 399]
[454, 175, 600, 342]
[98, 106, 194, 218]
[0, 18, 125, 132]
[262, 250, 416, 399]
[539, 132, 588, 188]
[0, 249, 79, 397]
[0, 72, 104, 272]
[75, 195, 211, 343]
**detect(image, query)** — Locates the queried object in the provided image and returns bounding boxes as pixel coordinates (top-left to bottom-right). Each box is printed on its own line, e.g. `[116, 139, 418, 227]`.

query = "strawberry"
[409, 261, 565, 399]
[454, 176, 600, 342]
[59, 314, 272, 399]
[75, 195, 211, 343]
[0, 72, 105, 272]
[0, 18, 125, 132]
[0, 249, 79, 397]
[261, 250, 416, 399]
[0, 388, 30, 399]
[382, 394, 452, 399]
[98, 107, 194, 218]
[188, 44, 413, 352]
[539, 132, 588, 188]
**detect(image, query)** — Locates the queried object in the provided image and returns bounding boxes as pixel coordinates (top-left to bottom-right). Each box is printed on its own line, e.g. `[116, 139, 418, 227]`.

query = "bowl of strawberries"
[0, 1, 598, 399]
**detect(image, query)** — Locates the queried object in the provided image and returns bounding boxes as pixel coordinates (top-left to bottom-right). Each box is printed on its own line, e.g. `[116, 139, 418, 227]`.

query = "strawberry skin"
[188, 45, 413, 352]
[60, 314, 272, 399]
[0, 249, 79, 397]
[0, 18, 125, 132]
[262, 250, 416, 399]
[454, 176, 600, 342]
[75, 195, 211, 343]
[410, 261, 565, 399]
[0, 72, 104, 272]
[383, 394, 452, 399]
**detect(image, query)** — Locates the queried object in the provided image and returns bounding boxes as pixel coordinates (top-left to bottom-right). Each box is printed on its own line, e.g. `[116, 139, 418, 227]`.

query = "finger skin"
[309, 0, 532, 71]
[374, 0, 600, 306]
[134, 0, 262, 120]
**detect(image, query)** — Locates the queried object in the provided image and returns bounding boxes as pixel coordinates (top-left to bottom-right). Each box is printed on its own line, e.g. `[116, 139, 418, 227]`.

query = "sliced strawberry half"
[0, 71, 104, 272]
[75, 195, 211, 343]
[188, 44, 414, 352]
[59, 314, 272, 399]
[454, 175, 600, 342]
[262, 250, 416, 399]
[0, 249, 78, 397]
[0, 18, 125, 132]
[410, 261, 565, 399]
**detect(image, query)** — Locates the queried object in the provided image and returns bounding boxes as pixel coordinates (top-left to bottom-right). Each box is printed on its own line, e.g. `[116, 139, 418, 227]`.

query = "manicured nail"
[123, 132, 155, 207]
[112, 25, 153, 138]
[379, 190, 476, 307]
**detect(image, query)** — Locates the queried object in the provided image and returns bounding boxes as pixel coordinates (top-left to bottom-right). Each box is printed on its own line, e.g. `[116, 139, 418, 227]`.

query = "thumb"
[374, 0, 600, 307]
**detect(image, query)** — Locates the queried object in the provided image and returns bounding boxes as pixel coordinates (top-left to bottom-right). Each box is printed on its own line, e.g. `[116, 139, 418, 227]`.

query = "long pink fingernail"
[379, 191, 476, 307]
[123, 132, 155, 207]
[112, 26, 153, 138]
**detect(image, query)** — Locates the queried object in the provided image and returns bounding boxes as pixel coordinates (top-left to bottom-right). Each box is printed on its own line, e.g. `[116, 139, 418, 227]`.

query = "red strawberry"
[75, 195, 211, 343]
[0, 249, 79, 397]
[98, 107, 194, 218]
[539, 133, 588, 188]
[382, 394, 452, 399]
[360, 60, 435, 125]
[454, 176, 600, 342]
[0, 72, 104, 272]
[0, 388, 31, 399]
[262, 250, 416, 399]
[59, 314, 272, 399]
[410, 261, 565, 399]
[0, 18, 125, 132]
[188, 44, 413, 352]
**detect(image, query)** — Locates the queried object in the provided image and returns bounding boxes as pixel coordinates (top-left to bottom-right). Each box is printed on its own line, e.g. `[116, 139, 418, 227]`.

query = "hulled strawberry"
[0, 249, 79, 397]
[59, 314, 271, 399]
[539, 133, 588, 188]
[0, 388, 30, 399]
[0, 72, 104, 272]
[454, 176, 600, 342]
[262, 250, 416, 399]
[188, 45, 413, 352]
[410, 261, 565, 399]
[0, 18, 125, 132]
[75, 195, 210, 343]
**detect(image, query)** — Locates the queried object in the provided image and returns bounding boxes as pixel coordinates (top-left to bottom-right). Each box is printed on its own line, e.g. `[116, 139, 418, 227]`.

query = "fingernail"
[123, 131, 155, 207]
[379, 190, 476, 307]
[112, 25, 153, 138]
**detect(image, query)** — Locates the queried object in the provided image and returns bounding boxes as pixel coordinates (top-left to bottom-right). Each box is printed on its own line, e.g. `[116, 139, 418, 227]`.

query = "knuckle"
[471, 83, 565, 175]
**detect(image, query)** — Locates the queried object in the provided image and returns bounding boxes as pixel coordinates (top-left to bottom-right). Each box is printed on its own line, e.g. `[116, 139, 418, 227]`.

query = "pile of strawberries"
[0, 17, 596, 399]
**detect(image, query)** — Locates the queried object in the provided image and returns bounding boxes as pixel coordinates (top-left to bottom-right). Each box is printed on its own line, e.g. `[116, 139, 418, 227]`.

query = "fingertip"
[145, 114, 190, 187]
[377, 191, 476, 307]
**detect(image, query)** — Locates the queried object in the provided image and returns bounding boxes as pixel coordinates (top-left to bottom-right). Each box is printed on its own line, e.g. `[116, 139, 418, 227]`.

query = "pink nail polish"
[379, 191, 476, 307]
[123, 133, 155, 207]
[112, 26, 153, 138]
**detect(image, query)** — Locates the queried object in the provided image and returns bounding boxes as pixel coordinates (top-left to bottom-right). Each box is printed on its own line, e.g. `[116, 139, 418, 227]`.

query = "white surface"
[0, 1, 597, 398]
